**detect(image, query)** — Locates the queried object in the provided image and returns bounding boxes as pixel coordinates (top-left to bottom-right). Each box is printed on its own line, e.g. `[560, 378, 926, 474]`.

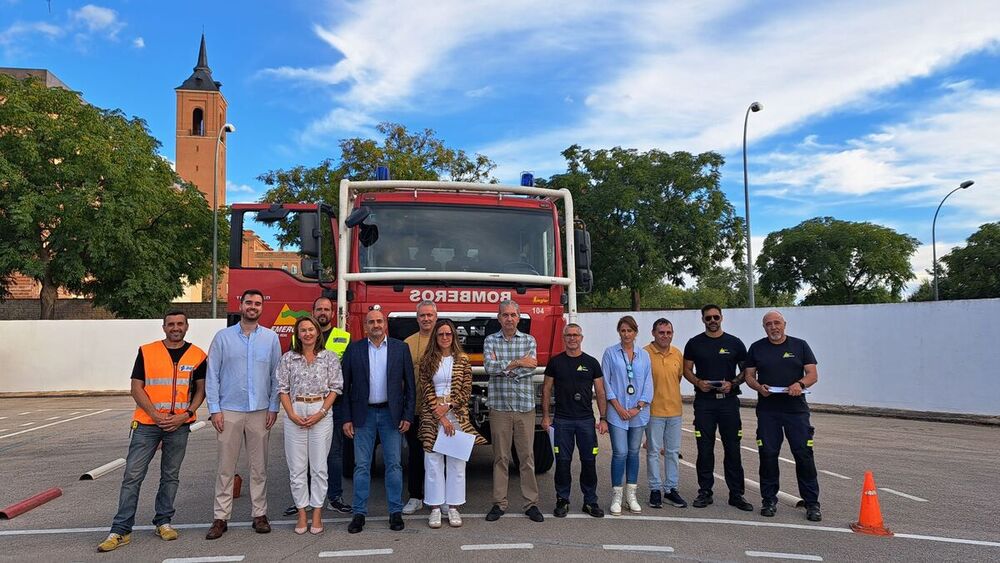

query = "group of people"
[97, 293, 822, 554]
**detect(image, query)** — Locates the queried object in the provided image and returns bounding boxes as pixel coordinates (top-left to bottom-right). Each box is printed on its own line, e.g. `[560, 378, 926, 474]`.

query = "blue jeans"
[553, 417, 598, 504]
[351, 406, 403, 515]
[326, 411, 345, 502]
[110, 423, 190, 535]
[609, 423, 644, 487]
[645, 415, 682, 492]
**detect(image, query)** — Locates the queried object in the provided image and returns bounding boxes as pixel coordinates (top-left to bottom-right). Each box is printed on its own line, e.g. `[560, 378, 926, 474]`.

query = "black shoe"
[553, 498, 570, 518]
[389, 512, 404, 531]
[760, 502, 777, 517]
[525, 506, 544, 522]
[485, 504, 504, 522]
[806, 503, 822, 522]
[347, 514, 365, 534]
[728, 495, 753, 512]
[664, 489, 688, 508]
[582, 503, 605, 518]
[648, 490, 663, 509]
[692, 492, 713, 508]
[283, 505, 298, 517]
[328, 497, 351, 514]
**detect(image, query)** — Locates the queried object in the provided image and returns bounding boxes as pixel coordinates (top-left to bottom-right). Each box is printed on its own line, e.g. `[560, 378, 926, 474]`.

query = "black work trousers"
[756, 410, 819, 505]
[693, 397, 745, 497]
[404, 421, 425, 499]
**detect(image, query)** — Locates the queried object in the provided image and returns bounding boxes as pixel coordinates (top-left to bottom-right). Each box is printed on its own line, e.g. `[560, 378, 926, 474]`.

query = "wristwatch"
[184, 409, 194, 418]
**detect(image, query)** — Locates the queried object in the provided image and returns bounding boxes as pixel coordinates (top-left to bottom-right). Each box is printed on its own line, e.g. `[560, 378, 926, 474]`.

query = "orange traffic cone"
[851, 471, 893, 536]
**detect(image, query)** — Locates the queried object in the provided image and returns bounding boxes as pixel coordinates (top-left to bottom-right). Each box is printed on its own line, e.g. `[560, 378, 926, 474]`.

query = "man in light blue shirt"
[204, 289, 281, 540]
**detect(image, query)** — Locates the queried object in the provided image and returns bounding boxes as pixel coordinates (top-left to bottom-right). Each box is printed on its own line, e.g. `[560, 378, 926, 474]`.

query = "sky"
[3, 0, 999, 296]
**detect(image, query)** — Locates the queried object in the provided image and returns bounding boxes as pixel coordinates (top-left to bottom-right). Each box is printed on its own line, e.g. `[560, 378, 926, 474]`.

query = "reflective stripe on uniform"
[592, 447, 599, 455]
[757, 439, 763, 447]
[145, 378, 177, 386]
[737, 429, 743, 438]
[806, 439, 814, 447]
[553, 447, 559, 453]
[694, 430, 702, 438]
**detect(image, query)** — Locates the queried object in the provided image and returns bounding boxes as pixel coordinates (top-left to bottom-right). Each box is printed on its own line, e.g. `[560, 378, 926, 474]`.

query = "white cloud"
[132, 36, 144, 49]
[298, 107, 377, 146]
[71, 4, 123, 38]
[0, 21, 63, 47]
[465, 86, 492, 98]
[226, 180, 258, 196]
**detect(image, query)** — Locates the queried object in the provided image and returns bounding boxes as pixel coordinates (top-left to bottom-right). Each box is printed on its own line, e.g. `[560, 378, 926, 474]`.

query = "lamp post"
[742, 101, 763, 308]
[212, 123, 236, 318]
[932, 179, 974, 301]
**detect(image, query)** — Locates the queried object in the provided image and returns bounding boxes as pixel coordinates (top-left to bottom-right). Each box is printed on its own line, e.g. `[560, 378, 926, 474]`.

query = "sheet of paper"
[766, 386, 811, 394]
[432, 426, 476, 461]
[547, 425, 555, 453]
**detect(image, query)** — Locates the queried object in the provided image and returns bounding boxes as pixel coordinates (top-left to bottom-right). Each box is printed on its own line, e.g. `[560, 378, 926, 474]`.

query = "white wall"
[0, 319, 225, 393]
[2, 300, 998, 415]
[577, 299, 1000, 416]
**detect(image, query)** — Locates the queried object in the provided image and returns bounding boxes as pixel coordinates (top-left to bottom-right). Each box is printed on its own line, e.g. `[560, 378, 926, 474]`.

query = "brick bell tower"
[175, 33, 228, 208]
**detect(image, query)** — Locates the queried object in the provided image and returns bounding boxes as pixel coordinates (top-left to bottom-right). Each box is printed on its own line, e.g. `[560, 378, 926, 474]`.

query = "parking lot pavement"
[1, 397, 999, 562]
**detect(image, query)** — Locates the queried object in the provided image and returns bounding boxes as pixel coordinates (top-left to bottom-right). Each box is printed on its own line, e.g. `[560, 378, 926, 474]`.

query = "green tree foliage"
[543, 145, 744, 310]
[756, 217, 918, 305]
[911, 222, 1000, 301]
[0, 76, 219, 319]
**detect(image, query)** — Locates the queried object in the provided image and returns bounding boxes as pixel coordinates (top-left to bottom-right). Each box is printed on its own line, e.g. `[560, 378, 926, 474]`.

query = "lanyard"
[619, 348, 634, 381]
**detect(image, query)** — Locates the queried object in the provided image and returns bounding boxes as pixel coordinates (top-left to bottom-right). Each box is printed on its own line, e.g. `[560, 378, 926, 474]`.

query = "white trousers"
[424, 417, 467, 507]
[283, 401, 333, 509]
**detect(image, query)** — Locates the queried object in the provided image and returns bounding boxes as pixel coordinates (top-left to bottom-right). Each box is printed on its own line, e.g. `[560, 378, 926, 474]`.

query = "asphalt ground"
[1, 397, 998, 562]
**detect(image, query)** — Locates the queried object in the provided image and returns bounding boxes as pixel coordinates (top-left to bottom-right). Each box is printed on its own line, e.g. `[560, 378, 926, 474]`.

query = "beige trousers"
[213, 409, 270, 520]
[490, 409, 538, 510]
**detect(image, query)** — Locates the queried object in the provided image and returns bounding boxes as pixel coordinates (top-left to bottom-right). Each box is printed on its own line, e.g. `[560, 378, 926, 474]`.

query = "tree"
[756, 217, 918, 305]
[543, 145, 744, 310]
[911, 222, 1000, 301]
[0, 75, 219, 319]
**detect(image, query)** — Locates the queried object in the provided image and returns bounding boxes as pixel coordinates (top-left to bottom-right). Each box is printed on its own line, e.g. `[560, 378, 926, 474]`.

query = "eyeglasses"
[703, 315, 721, 321]
[564, 333, 583, 338]
[437, 332, 454, 338]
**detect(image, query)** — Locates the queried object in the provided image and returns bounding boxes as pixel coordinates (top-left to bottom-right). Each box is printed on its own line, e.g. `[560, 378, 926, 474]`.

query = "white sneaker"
[402, 497, 423, 514]
[428, 508, 442, 528]
[448, 507, 462, 527]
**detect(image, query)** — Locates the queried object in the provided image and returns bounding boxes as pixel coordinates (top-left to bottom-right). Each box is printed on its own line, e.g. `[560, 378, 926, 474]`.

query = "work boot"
[582, 503, 605, 518]
[728, 495, 753, 512]
[760, 501, 777, 517]
[625, 484, 642, 513]
[692, 492, 713, 508]
[554, 497, 570, 517]
[610, 486, 624, 516]
[806, 503, 822, 522]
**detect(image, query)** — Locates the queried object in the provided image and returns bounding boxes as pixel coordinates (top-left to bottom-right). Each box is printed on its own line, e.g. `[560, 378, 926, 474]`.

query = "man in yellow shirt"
[401, 299, 437, 514]
[643, 318, 688, 509]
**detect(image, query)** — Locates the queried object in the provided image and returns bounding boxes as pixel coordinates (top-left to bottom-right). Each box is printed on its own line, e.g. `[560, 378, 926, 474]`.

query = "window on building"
[192, 108, 205, 136]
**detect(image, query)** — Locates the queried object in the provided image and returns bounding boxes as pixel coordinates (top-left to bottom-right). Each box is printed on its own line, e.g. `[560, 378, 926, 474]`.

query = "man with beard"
[744, 310, 821, 522]
[401, 299, 438, 515]
[283, 296, 353, 516]
[97, 311, 207, 552]
[205, 289, 281, 539]
[682, 305, 753, 512]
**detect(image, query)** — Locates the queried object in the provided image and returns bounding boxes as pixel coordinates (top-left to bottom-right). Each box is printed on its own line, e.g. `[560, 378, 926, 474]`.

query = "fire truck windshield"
[358, 203, 556, 277]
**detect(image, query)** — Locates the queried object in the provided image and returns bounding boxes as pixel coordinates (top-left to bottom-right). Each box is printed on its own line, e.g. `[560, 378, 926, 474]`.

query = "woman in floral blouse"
[277, 315, 343, 535]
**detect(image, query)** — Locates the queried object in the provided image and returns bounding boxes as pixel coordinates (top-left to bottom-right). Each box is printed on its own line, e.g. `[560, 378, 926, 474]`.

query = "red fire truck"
[226, 172, 593, 473]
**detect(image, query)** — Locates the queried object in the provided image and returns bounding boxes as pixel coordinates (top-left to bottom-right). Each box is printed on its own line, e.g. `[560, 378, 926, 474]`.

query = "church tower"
[175, 34, 228, 208]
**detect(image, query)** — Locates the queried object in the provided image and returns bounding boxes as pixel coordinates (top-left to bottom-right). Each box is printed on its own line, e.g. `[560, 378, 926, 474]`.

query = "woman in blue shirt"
[602, 315, 654, 515]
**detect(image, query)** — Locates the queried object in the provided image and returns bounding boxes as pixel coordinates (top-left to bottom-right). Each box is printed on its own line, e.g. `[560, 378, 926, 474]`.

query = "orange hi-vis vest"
[133, 341, 207, 425]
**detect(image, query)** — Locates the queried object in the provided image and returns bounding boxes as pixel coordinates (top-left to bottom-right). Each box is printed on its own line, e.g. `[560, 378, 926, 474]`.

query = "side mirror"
[345, 206, 371, 228]
[299, 212, 320, 257]
[574, 228, 592, 270]
[576, 268, 593, 294]
[301, 257, 320, 279]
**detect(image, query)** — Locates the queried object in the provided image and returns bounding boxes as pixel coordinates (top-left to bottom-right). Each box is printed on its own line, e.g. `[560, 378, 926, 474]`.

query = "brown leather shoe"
[252, 515, 271, 534]
[205, 519, 227, 540]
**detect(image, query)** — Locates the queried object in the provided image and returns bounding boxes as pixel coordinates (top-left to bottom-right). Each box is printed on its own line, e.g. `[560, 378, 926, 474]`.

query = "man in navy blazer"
[342, 306, 415, 533]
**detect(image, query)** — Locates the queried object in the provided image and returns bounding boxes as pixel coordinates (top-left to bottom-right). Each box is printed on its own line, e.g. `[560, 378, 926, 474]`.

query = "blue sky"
[3, 0, 999, 295]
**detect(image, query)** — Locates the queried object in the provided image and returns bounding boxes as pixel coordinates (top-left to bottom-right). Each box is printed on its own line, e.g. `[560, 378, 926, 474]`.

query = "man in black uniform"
[541, 323, 608, 518]
[682, 304, 752, 511]
[745, 310, 821, 522]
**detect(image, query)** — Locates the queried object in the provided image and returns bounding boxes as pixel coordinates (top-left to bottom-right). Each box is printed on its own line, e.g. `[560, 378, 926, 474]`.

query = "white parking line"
[319, 549, 393, 558]
[741, 444, 795, 464]
[68, 412, 80, 416]
[879, 488, 928, 502]
[18, 412, 32, 416]
[818, 470, 851, 480]
[746, 550, 823, 561]
[0, 409, 110, 440]
[0, 429, 7, 432]
[19, 422, 34, 427]
[0, 416, 7, 420]
[603, 544, 674, 552]
[679, 459, 803, 506]
[45, 416, 61, 421]
[460, 543, 533, 551]
[684, 427, 853, 480]
[163, 557, 245, 563]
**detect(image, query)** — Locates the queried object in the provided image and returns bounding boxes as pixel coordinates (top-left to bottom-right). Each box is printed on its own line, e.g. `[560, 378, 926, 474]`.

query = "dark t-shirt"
[683, 332, 747, 402]
[746, 336, 817, 413]
[544, 352, 604, 420]
[131, 342, 207, 382]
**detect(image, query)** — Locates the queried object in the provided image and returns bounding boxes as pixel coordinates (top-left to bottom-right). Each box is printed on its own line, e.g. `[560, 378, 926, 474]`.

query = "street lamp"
[743, 101, 763, 308]
[212, 122, 236, 318]
[932, 179, 974, 301]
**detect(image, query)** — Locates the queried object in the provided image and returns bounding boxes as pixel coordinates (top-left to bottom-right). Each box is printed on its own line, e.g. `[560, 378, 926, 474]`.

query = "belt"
[368, 402, 389, 408]
[295, 396, 324, 403]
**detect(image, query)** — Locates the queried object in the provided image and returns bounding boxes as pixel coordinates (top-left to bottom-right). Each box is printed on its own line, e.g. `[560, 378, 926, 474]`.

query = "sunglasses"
[703, 315, 721, 321]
